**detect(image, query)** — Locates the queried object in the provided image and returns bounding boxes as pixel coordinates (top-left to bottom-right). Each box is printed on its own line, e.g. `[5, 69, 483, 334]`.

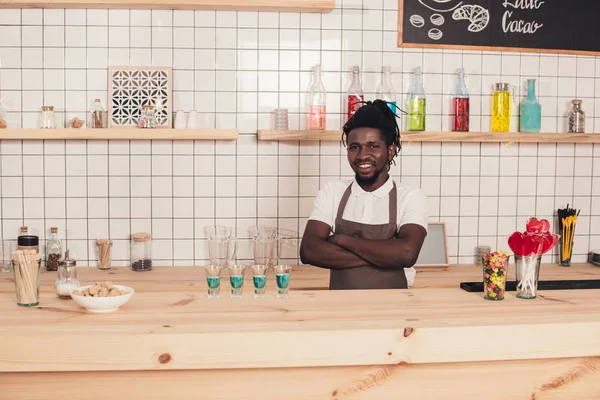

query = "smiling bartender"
[300, 100, 428, 290]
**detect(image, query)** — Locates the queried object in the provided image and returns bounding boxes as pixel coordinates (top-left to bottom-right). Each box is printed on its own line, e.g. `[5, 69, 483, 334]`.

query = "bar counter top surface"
[1, 263, 599, 399]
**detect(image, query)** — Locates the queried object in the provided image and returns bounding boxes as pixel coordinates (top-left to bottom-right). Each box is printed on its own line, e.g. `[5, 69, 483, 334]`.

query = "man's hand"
[299, 221, 375, 270]
[332, 224, 427, 269]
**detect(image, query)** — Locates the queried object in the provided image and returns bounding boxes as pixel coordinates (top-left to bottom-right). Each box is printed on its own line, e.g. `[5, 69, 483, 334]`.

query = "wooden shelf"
[258, 130, 600, 144]
[0, 0, 334, 12]
[0, 128, 238, 141]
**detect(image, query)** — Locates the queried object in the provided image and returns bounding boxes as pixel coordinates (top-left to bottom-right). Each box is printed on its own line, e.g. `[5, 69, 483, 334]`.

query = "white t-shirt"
[308, 177, 428, 287]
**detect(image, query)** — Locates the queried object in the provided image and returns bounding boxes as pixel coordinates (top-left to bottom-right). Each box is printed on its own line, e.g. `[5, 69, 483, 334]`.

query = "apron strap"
[389, 181, 397, 226]
[336, 184, 353, 221]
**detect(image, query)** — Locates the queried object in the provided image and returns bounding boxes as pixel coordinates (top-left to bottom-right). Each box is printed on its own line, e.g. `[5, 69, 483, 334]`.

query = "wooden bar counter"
[1, 264, 600, 399]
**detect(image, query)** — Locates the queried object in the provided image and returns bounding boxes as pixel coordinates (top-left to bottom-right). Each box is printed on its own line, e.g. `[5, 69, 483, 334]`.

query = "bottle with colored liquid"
[306, 64, 327, 130]
[406, 67, 426, 131]
[520, 79, 541, 133]
[346, 66, 364, 121]
[492, 83, 511, 132]
[451, 68, 469, 132]
[376, 65, 397, 114]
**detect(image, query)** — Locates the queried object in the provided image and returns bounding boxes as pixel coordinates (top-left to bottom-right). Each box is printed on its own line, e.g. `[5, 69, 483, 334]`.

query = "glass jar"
[568, 99, 585, 133]
[138, 105, 157, 129]
[46, 227, 62, 272]
[54, 250, 79, 299]
[40, 106, 57, 129]
[492, 83, 511, 132]
[17, 233, 39, 254]
[131, 232, 152, 271]
[96, 239, 113, 270]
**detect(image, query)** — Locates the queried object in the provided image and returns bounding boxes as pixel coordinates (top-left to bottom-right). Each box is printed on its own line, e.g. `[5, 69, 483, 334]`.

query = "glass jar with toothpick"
[96, 239, 113, 270]
[12, 249, 42, 307]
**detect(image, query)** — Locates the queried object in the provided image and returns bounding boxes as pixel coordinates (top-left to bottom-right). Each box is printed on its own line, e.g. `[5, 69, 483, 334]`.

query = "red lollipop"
[526, 217, 550, 233]
[508, 232, 525, 256]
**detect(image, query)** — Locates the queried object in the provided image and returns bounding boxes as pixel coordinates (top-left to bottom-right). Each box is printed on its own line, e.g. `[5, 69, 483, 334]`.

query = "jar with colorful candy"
[482, 251, 509, 300]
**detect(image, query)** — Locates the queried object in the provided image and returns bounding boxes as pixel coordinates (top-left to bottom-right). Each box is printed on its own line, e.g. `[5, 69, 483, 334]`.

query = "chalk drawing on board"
[410, 14, 425, 28]
[415, 222, 449, 266]
[418, 0, 463, 13]
[428, 28, 443, 40]
[452, 5, 489, 32]
[430, 13, 445, 26]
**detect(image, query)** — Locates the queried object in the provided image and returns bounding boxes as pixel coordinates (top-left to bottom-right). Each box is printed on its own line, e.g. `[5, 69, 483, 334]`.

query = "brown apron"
[329, 181, 408, 290]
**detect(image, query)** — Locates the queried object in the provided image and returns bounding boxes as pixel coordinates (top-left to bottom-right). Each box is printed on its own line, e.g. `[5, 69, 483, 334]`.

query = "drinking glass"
[205, 265, 223, 299]
[0, 240, 14, 273]
[228, 264, 246, 299]
[251, 264, 268, 298]
[13, 256, 42, 307]
[205, 225, 232, 240]
[275, 229, 299, 266]
[515, 255, 542, 299]
[252, 237, 274, 266]
[273, 265, 292, 299]
[205, 225, 236, 266]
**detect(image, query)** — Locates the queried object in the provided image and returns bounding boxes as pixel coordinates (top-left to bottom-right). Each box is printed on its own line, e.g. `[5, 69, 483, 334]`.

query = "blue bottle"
[520, 79, 541, 133]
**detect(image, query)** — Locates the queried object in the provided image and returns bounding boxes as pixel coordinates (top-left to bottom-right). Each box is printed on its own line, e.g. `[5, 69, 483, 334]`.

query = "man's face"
[346, 127, 394, 186]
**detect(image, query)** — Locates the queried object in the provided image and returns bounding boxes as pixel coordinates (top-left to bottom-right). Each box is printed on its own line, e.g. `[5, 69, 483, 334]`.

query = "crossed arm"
[299, 220, 427, 270]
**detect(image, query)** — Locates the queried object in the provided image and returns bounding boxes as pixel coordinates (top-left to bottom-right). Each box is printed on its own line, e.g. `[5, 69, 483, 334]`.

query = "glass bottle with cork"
[90, 98, 107, 129]
[306, 64, 327, 130]
[406, 67, 426, 131]
[492, 83, 511, 132]
[54, 250, 79, 299]
[46, 227, 62, 272]
[568, 100, 585, 133]
[346, 66, 364, 122]
[377, 65, 397, 114]
[131, 232, 153, 271]
[452, 68, 470, 132]
[520, 79, 541, 133]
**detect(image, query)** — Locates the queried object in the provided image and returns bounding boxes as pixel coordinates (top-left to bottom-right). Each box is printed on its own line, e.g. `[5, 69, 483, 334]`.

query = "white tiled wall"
[1, 0, 599, 266]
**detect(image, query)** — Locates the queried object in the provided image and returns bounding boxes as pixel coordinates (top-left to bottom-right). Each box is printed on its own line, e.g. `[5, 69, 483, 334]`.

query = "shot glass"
[228, 264, 246, 299]
[251, 264, 268, 298]
[273, 265, 292, 299]
[205, 265, 223, 299]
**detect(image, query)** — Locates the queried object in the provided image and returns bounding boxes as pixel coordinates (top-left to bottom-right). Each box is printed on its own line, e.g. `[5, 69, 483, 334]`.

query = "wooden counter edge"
[2, 321, 600, 373]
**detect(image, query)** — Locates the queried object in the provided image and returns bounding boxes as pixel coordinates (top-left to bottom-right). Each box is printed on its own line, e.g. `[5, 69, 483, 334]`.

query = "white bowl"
[70, 285, 134, 313]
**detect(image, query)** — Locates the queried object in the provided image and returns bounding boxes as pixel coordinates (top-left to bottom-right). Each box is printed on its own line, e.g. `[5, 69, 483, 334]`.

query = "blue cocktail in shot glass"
[273, 265, 291, 299]
[251, 264, 268, 298]
[205, 265, 223, 299]
[228, 264, 246, 299]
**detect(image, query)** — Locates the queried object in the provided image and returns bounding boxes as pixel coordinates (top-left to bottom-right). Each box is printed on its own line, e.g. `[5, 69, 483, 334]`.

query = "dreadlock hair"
[342, 99, 403, 169]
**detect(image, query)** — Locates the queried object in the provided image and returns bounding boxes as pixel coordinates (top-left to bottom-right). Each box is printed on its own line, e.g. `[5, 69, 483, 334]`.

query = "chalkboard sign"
[398, 0, 600, 55]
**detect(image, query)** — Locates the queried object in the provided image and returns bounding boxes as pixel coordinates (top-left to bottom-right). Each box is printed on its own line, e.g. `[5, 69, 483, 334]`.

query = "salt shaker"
[54, 250, 80, 299]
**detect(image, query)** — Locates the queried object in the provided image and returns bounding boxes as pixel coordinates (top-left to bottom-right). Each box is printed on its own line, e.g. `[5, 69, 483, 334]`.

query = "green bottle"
[406, 67, 426, 131]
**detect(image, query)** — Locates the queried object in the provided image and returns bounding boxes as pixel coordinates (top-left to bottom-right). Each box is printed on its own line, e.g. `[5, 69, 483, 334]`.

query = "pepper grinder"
[54, 250, 80, 299]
